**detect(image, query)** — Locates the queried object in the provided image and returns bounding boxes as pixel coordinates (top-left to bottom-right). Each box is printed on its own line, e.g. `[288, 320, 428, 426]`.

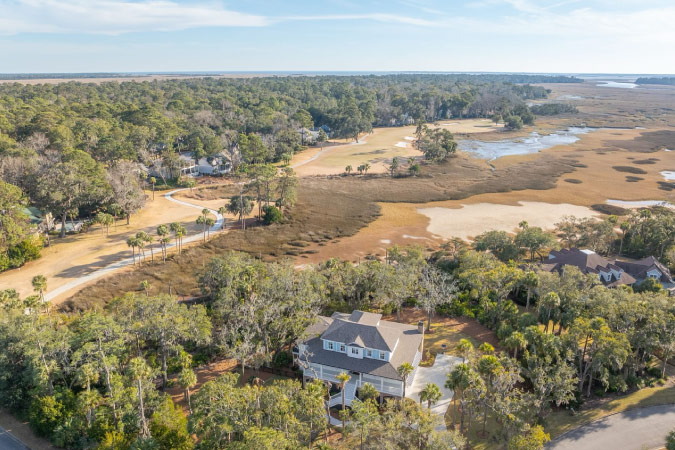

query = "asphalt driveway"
[547, 404, 675, 450]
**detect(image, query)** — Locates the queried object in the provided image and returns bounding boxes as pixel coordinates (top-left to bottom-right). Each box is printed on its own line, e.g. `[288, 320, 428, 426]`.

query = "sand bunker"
[395, 142, 407, 148]
[661, 171, 675, 181]
[418, 202, 599, 240]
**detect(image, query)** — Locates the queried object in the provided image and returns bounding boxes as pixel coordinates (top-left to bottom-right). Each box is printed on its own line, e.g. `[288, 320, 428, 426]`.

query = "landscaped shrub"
[1, 234, 45, 272]
[273, 351, 293, 368]
[262, 205, 283, 225]
[667, 429, 675, 450]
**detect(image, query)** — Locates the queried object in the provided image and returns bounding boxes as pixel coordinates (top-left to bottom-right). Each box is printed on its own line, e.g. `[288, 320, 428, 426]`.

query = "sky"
[0, 0, 674, 74]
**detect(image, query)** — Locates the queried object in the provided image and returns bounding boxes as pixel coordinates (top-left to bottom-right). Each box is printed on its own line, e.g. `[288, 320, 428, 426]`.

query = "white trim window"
[380, 352, 386, 360]
[340, 344, 346, 353]
[366, 349, 373, 358]
[351, 347, 359, 355]
[327, 342, 334, 351]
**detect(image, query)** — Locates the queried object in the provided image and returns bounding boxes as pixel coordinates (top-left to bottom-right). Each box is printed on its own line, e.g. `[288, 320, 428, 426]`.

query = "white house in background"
[148, 153, 198, 179]
[295, 311, 424, 408]
[190, 153, 232, 175]
[543, 248, 674, 288]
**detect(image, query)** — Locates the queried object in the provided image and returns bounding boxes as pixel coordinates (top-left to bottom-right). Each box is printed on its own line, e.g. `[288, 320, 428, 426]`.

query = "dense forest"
[636, 77, 675, 86]
[1, 235, 674, 450]
[0, 74, 573, 271]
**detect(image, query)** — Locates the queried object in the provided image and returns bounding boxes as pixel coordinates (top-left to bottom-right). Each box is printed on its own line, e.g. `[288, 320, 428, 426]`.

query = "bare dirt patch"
[382, 308, 500, 350]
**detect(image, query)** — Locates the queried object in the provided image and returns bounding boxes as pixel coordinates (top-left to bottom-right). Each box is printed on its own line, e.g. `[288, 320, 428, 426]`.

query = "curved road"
[547, 404, 675, 450]
[44, 188, 224, 302]
[0, 426, 27, 450]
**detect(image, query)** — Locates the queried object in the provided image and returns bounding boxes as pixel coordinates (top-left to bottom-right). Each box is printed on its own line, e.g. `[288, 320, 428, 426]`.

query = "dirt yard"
[382, 308, 500, 350]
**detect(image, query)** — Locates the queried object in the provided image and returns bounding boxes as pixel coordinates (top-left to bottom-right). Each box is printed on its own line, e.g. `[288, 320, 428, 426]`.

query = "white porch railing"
[303, 363, 405, 397]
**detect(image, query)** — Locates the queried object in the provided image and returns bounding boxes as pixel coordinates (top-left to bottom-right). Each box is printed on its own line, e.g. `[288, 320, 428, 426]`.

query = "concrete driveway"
[407, 354, 463, 430]
[0, 426, 28, 450]
[547, 404, 675, 450]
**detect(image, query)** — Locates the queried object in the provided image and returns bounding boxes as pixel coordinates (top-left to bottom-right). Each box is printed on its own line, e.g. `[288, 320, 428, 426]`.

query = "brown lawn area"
[166, 358, 297, 413]
[383, 308, 500, 352]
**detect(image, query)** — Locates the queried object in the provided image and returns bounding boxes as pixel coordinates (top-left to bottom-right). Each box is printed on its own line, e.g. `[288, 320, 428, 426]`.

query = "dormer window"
[351, 348, 359, 355]
[340, 344, 346, 352]
[327, 341, 334, 350]
[366, 349, 373, 358]
[380, 352, 386, 360]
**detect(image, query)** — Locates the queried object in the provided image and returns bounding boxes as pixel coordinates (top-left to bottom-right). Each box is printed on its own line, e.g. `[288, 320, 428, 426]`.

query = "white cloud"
[0, 0, 270, 35]
[0, 0, 440, 35]
[0, 0, 673, 48]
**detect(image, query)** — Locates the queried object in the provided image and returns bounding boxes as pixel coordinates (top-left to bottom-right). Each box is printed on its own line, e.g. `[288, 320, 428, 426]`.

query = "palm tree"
[363, 162, 371, 174]
[619, 221, 630, 255]
[456, 339, 474, 362]
[522, 271, 539, 310]
[397, 363, 414, 399]
[126, 237, 138, 265]
[149, 177, 157, 200]
[336, 371, 351, 428]
[357, 382, 378, 402]
[205, 218, 215, 239]
[157, 225, 169, 261]
[178, 368, 197, 414]
[31, 275, 47, 303]
[197, 208, 210, 241]
[136, 231, 153, 262]
[345, 165, 352, 175]
[504, 331, 527, 359]
[218, 206, 228, 229]
[169, 222, 186, 254]
[419, 383, 442, 409]
[135, 233, 147, 265]
[446, 363, 471, 427]
[128, 357, 151, 438]
[389, 157, 399, 177]
[226, 195, 253, 230]
[140, 280, 151, 296]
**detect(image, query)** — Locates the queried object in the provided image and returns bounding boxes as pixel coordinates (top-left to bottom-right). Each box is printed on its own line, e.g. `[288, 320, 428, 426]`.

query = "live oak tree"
[0, 180, 31, 255]
[107, 160, 146, 225]
[417, 265, 457, 332]
[33, 150, 110, 237]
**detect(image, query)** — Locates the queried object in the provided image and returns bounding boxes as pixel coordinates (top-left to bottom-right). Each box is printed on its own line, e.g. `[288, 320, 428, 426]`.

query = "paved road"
[0, 426, 28, 450]
[547, 404, 675, 450]
[44, 188, 224, 302]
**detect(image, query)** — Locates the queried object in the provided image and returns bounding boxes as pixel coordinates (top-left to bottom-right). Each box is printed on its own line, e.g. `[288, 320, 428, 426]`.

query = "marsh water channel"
[458, 127, 595, 161]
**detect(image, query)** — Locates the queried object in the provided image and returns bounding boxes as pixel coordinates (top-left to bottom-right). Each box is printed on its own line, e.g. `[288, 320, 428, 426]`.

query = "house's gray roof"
[615, 257, 674, 283]
[322, 311, 398, 351]
[545, 248, 635, 286]
[546, 248, 673, 286]
[300, 312, 424, 381]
